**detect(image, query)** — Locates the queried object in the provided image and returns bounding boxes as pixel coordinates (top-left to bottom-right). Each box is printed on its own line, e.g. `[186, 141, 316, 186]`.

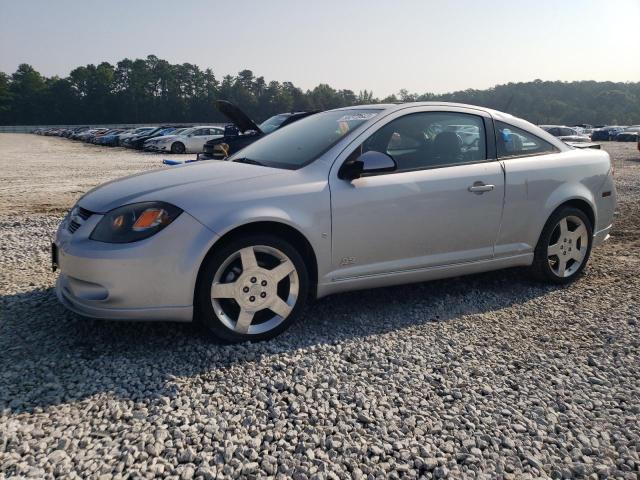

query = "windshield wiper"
[232, 157, 265, 166]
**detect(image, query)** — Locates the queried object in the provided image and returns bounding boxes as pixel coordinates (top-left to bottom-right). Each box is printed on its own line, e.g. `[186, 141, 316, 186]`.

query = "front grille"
[77, 207, 92, 221]
[67, 206, 94, 234]
[68, 220, 81, 233]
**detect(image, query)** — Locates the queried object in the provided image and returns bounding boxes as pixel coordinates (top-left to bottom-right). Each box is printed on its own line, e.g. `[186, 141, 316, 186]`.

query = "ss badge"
[340, 257, 356, 266]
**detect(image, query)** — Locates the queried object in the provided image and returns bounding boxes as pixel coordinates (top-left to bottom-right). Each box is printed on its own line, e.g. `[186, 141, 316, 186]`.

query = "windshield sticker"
[337, 121, 350, 135]
[337, 113, 378, 122]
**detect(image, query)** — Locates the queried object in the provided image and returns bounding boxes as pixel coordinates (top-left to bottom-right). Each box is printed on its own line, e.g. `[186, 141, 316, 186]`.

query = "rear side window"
[496, 121, 557, 159]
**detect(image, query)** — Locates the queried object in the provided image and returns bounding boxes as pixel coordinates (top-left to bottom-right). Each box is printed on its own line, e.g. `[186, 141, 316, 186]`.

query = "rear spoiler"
[566, 142, 601, 150]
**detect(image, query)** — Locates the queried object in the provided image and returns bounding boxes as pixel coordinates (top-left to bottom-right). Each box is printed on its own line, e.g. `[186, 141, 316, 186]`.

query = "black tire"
[195, 234, 309, 342]
[530, 206, 593, 284]
[171, 142, 186, 154]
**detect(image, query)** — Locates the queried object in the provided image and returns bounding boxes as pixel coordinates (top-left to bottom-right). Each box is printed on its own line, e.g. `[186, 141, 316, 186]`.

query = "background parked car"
[198, 100, 317, 160]
[75, 128, 109, 142]
[615, 127, 640, 142]
[116, 127, 155, 146]
[94, 128, 133, 146]
[90, 129, 124, 144]
[122, 126, 179, 149]
[143, 128, 189, 151]
[539, 125, 591, 143]
[144, 126, 224, 153]
[591, 126, 626, 141]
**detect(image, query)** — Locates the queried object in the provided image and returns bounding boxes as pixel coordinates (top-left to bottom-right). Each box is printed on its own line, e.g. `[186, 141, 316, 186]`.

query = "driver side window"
[361, 111, 487, 172]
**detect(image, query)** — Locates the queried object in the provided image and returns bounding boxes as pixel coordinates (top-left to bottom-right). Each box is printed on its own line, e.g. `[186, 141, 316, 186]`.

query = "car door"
[329, 108, 504, 280]
[191, 128, 223, 152]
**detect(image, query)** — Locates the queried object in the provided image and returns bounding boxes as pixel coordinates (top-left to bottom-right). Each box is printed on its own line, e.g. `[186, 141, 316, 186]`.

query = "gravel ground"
[0, 134, 638, 479]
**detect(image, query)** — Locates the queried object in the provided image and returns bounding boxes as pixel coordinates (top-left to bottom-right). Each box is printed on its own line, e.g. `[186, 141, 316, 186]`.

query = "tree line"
[0, 55, 638, 126]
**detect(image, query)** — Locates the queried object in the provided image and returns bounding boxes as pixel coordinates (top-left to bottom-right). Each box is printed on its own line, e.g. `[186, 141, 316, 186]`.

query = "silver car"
[53, 102, 616, 341]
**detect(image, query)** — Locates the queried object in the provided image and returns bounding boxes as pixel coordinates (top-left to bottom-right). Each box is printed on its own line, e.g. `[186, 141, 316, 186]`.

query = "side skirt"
[315, 253, 534, 299]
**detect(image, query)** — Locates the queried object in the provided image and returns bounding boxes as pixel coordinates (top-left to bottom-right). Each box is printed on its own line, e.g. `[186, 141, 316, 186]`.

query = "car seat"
[432, 132, 462, 164]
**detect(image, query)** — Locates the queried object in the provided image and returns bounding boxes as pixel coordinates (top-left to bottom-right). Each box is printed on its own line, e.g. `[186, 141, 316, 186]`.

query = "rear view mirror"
[340, 150, 397, 181]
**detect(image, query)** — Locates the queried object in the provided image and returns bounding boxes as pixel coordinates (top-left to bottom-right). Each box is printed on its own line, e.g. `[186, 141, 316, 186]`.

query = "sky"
[1, 0, 639, 96]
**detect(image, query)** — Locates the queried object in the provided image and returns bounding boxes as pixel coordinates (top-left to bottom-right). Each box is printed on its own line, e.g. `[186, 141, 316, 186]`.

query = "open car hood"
[216, 100, 262, 134]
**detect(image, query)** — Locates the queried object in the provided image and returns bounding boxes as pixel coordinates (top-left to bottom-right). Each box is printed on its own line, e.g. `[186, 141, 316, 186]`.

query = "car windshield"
[178, 127, 196, 136]
[229, 109, 381, 169]
[259, 114, 290, 134]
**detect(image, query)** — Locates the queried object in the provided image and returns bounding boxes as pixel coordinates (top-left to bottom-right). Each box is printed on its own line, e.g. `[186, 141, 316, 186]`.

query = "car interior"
[362, 112, 486, 171]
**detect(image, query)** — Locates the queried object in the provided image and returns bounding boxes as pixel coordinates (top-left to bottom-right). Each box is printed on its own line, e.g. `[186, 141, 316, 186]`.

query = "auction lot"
[0, 134, 638, 478]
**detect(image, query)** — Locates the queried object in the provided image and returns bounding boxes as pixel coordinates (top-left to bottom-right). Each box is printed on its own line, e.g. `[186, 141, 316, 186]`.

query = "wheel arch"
[540, 181, 597, 234]
[558, 198, 595, 230]
[194, 220, 319, 303]
[535, 195, 596, 250]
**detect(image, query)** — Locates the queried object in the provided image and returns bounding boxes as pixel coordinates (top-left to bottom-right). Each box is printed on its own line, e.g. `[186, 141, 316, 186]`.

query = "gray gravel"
[1, 135, 639, 479]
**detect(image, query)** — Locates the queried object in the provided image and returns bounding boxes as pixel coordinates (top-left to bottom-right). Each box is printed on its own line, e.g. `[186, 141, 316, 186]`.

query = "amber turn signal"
[132, 208, 168, 231]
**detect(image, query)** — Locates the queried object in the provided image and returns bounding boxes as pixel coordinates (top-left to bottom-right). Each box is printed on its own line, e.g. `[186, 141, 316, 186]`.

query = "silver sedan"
[54, 102, 616, 341]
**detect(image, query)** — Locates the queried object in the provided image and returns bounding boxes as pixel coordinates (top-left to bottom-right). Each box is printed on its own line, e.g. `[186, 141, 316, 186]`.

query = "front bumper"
[593, 225, 612, 247]
[54, 210, 218, 322]
[144, 144, 170, 152]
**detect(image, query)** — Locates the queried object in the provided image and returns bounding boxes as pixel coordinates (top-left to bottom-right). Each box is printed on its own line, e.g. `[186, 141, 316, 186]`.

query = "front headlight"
[90, 202, 182, 243]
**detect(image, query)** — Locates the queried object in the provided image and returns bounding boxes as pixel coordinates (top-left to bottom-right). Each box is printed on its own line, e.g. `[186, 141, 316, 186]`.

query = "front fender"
[210, 206, 314, 240]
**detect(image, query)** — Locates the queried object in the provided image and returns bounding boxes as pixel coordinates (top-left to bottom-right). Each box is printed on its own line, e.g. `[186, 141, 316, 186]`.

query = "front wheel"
[195, 235, 309, 342]
[171, 142, 186, 154]
[531, 206, 593, 284]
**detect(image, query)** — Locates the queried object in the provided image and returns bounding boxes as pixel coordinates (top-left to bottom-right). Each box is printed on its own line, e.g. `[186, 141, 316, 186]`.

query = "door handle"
[468, 182, 495, 194]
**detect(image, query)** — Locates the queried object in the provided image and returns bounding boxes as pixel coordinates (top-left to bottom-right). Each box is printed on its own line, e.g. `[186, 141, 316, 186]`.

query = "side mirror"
[340, 150, 396, 181]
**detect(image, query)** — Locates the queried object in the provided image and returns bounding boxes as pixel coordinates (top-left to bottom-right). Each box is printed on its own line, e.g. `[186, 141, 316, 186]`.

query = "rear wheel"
[171, 142, 186, 154]
[531, 206, 592, 284]
[195, 235, 309, 342]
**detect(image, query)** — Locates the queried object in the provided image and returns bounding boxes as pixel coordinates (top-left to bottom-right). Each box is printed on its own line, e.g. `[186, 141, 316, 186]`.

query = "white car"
[144, 126, 224, 154]
[142, 128, 189, 151]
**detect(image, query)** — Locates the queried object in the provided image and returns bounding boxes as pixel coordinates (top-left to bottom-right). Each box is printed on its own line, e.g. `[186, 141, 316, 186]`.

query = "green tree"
[0, 72, 11, 124]
[9, 64, 48, 124]
[1, 57, 639, 125]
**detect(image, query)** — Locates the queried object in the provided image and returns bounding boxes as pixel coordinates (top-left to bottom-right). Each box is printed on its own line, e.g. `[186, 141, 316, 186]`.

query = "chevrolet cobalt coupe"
[54, 103, 616, 341]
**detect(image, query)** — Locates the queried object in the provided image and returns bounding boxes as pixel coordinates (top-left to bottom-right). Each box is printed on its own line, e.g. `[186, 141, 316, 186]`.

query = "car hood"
[131, 134, 161, 143]
[216, 100, 262, 134]
[78, 160, 284, 214]
[147, 134, 179, 143]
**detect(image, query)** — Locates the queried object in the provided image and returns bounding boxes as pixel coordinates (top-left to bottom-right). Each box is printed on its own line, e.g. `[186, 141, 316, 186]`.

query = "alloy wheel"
[210, 245, 299, 335]
[547, 215, 589, 278]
